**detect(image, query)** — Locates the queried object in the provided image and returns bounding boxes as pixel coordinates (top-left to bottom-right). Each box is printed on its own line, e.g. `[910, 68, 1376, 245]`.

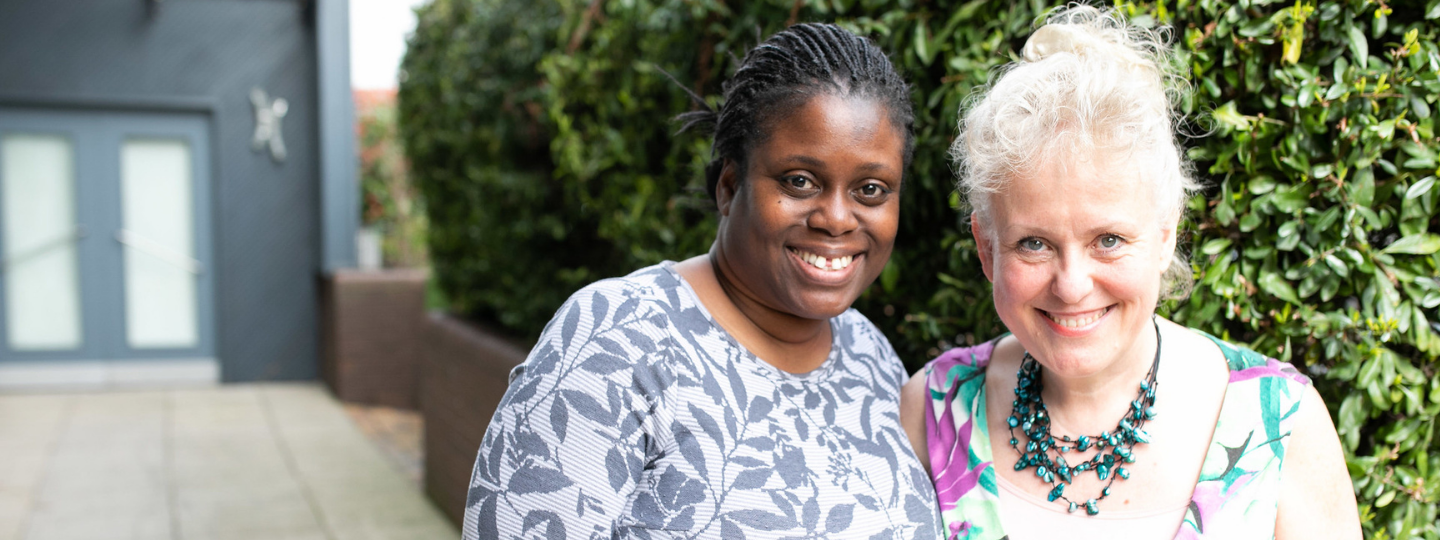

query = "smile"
[788, 247, 854, 271]
[1042, 307, 1111, 328]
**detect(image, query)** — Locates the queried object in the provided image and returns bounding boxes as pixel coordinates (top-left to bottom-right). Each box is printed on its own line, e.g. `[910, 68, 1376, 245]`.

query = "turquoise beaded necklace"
[1006, 318, 1161, 516]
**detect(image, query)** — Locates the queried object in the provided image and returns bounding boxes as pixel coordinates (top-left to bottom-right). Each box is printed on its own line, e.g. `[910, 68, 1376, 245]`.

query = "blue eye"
[1099, 235, 1122, 249]
[1019, 238, 1045, 251]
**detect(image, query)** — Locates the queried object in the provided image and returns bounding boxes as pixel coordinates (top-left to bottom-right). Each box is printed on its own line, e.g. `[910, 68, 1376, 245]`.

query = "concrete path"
[0, 384, 457, 540]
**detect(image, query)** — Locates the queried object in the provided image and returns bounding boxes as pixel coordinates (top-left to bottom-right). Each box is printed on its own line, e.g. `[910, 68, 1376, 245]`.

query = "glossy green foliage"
[400, 0, 1438, 535]
[1164, 1, 1440, 536]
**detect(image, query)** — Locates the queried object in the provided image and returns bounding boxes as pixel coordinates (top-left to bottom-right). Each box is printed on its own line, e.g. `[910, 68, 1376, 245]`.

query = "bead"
[1103, 454, 1115, 465]
[1057, 466, 1072, 483]
[1075, 463, 1089, 472]
[1039, 440, 1050, 452]
[1140, 380, 1150, 391]
[1008, 416, 1019, 428]
[1145, 406, 1157, 419]
[1044, 471, 1055, 483]
[1068, 502, 1078, 513]
[1097, 464, 1110, 480]
[1010, 438, 1019, 446]
[1085, 499, 1099, 515]
[1124, 454, 1137, 463]
[1133, 429, 1151, 444]
[1102, 487, 1111, 497]
[1014, 460, 1027, 471]
[1047, 484, 1065, 502]
[1036, 466, 1048, 478]
[1132, 399, 1143, 410]
[1119, 418, 1133, 431]
[1117, 467, 1130, 479]
[1058, 446, 1068, 452]
[1076, 436, 1091, 451]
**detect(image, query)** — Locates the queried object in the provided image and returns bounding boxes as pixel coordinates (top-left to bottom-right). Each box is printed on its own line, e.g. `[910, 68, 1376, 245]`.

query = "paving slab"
[0, 383, 457, 540]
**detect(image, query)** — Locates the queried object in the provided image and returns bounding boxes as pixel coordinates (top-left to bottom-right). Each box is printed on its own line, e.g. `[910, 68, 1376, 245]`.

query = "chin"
[788, 292, 858, 320]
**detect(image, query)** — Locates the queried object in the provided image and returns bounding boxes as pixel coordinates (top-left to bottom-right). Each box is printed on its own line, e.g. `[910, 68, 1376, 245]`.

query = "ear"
[970, 213, 996, 282]
[715, 159, 741, 217]
[1159, 212, 1180, 267]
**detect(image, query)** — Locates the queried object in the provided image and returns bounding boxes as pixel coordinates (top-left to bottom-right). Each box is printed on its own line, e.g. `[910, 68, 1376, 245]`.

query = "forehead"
[750, 94, 904, 159]
[989, 155, 1159, 232]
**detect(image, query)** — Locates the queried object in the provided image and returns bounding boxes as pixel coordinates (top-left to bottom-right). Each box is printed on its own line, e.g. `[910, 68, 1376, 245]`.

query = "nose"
[806, 189, 859, 236]
[1050, 254, 1095, 304]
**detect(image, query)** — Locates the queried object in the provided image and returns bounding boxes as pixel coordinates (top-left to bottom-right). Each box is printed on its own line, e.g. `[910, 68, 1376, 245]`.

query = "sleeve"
[462, 284, 672, 540]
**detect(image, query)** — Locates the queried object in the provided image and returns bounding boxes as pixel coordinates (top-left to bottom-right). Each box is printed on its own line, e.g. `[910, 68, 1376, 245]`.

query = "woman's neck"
[673, 254, 831, 373]
[1036, 321, 1160, 436]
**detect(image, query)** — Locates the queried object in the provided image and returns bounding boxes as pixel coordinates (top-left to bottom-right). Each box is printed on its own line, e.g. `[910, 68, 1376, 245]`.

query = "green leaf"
[1249, 175, 1277, 194]
[1382, 234, 1440, 255]
[1405, 176, 1435, 200]
[914, 21, 934, 66]
[880, 257, 900, 293]
[1348, 26, 1369, 69]
[1324, 254, 1350, 278]
[1259, 271, 1302, 305]
[1201, 238, 1233, 255]
[1212, 101, 1253, 131]
[1351, 167, 1375, 207]
[1428, 0, 1440, 19]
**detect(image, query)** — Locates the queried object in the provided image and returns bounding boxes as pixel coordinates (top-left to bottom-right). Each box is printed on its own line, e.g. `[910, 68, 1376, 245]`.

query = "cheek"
[1094, 259, 1162, 303]
[991, 257, 1050, 305]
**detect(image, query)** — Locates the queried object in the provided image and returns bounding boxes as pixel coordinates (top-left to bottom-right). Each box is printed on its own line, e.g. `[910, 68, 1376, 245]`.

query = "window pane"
[121, 138, 198, 349]
[2, 134, 83, 351]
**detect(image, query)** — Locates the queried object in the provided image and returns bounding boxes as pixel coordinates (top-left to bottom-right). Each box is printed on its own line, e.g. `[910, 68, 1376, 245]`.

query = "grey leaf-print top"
[463, 262, 941, 540]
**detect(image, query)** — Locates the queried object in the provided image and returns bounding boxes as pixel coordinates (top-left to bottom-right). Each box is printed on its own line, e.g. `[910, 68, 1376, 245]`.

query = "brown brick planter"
[419, 313, 529, 526]
[320, 269, 429, 409]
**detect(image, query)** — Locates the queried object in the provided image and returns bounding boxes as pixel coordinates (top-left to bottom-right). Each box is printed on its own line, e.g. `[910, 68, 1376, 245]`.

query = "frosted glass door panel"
[1, 135, 83, 351]
[120, 138, 198, 349]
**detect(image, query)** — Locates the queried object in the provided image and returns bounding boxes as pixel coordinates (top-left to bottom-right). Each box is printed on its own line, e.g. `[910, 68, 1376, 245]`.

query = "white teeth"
[792, 249, 853, 271]
[1047, 308, 1108, 328]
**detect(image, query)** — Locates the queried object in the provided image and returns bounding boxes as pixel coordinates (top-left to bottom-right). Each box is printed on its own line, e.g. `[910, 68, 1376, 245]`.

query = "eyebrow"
[778, 155, 895, 174]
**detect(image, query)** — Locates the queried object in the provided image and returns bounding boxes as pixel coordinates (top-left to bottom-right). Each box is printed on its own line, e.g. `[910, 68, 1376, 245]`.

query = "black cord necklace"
[1006, 317, 1161, 516]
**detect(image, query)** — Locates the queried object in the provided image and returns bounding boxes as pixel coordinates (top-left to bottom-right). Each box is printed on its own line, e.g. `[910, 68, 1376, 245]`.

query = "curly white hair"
[952, 4, 1202, 299]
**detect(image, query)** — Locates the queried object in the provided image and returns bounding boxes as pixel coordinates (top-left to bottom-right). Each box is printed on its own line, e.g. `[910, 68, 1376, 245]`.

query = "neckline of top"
[659, 260, 842, 382]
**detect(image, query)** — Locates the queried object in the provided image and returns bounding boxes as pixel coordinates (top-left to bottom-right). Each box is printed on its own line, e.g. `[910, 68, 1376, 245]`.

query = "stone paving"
[0, 384, 457, 540]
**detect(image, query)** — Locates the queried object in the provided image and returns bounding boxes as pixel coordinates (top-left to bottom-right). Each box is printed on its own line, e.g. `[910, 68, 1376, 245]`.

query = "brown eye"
[783, 175, 814, 190]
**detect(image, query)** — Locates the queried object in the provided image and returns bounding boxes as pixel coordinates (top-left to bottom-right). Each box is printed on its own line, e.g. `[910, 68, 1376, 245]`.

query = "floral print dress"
[922, 333, 1310, 540]
[464, 262, 940, 539]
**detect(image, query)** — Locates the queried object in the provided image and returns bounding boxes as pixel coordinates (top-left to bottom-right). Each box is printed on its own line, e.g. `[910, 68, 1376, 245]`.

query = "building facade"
[0, 0, 357, 386]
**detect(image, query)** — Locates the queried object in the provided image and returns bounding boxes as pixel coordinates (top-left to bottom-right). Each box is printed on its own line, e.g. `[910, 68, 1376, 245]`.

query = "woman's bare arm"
[900, 370, 932, 475]
[1275, 385, 1362, 539]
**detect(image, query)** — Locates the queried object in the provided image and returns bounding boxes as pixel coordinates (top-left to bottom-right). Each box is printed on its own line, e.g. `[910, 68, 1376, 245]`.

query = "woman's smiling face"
[714, 93, 905, 321]
[974, 156, 1177, 378]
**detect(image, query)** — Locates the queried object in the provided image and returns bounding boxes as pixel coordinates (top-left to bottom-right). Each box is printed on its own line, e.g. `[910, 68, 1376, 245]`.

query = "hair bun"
[1021, 24, 1089, 63]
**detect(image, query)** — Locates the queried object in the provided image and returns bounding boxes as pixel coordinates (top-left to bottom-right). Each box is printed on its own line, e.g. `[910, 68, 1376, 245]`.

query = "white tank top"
[995, 472, 1188, 540]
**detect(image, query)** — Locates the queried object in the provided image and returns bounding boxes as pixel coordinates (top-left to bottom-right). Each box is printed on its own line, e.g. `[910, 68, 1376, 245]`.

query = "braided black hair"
[678, 23, 914, 202]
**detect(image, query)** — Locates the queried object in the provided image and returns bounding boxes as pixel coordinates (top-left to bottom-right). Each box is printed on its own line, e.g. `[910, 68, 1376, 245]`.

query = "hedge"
[399, 0, 1440, 536]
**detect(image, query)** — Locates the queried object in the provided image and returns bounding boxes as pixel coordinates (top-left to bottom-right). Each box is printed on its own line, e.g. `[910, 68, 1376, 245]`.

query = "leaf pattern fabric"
[463, 262, 941, 540]
[922, 332, 1309, 540]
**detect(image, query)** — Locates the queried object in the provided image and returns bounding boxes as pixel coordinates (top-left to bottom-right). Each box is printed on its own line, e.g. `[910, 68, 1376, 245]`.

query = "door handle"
[115, 229, 203, 275]
[0, 226, 86, 270]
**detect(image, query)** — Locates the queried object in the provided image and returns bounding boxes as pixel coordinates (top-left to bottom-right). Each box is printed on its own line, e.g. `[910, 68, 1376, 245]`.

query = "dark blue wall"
[0, 0, 324, 382]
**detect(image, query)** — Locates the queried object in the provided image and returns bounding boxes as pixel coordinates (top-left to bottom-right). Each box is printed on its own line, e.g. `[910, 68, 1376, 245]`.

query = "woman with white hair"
[899, 6, 1360, 539]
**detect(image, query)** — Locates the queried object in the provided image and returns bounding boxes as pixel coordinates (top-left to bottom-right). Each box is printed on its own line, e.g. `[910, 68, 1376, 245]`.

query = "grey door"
[0, 108, 215, 378]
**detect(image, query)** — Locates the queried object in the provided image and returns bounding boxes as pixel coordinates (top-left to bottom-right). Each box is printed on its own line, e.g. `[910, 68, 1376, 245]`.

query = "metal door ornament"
[250, 88, 288, 162]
